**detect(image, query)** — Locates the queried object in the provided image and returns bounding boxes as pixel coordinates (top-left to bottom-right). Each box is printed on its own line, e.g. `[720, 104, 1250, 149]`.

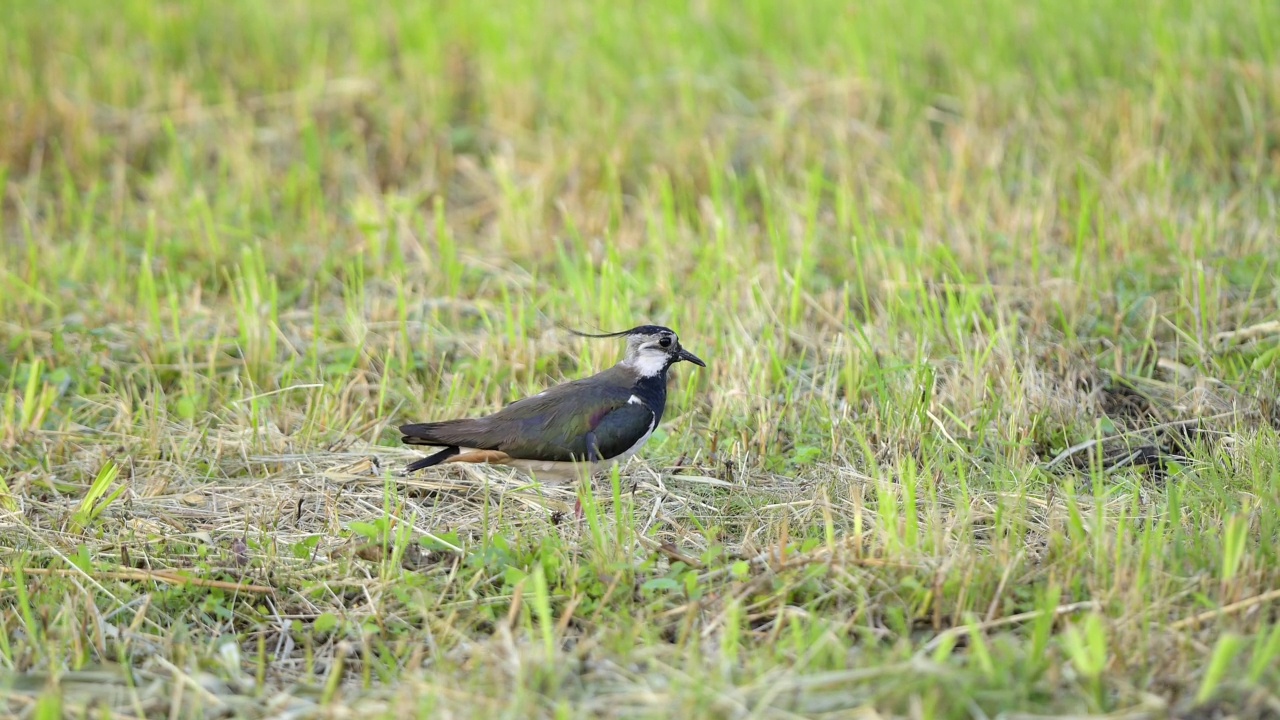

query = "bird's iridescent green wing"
[588, 403, 657, 460]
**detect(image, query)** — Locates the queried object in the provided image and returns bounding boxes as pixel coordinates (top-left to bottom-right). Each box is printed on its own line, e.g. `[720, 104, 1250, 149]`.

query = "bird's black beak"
[676, 347, 706, 367]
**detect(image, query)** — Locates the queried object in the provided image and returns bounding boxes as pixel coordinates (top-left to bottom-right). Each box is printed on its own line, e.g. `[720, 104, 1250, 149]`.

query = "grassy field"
[3, 0, 1280, 716]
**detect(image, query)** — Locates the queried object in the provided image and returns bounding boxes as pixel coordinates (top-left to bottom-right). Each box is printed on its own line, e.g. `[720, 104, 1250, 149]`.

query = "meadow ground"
[3, 1, 1280, 717]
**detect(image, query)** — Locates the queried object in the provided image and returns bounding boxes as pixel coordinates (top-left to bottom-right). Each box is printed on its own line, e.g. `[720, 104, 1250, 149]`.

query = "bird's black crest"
[563, 324, 672, 339]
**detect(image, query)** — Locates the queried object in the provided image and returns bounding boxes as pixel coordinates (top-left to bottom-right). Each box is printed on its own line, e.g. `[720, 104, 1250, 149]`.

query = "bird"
[398, 325, 705, 485]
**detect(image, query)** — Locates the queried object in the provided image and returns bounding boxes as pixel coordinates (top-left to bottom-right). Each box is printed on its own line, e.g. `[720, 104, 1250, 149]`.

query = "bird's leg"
[573, 432, 602, 524]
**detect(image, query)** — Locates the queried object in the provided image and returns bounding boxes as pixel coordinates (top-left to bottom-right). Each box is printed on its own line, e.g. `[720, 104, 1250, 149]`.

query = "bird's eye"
[658, 336, 672, 348]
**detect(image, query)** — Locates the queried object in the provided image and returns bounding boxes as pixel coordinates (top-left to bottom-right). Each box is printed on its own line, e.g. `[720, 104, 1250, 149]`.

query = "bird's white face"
[623, 330, 680, 377]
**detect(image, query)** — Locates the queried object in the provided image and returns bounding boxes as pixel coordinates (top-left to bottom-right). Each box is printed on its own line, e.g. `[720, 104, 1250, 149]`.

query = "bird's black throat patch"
[631, 372, 669, 425]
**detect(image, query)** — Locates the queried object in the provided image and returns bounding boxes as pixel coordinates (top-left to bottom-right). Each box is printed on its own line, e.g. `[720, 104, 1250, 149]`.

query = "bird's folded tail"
[399, 420, 489, 446]
[400, 421, 449, 445]
[403, 446, 460, 473]
[401, 420, 502, 473]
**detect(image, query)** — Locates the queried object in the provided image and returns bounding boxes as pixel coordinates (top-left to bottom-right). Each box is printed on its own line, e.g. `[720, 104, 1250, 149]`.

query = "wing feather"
[589, 404, 657, 460]
[400, 367, 641, 462]
[476, 367, 636, 459]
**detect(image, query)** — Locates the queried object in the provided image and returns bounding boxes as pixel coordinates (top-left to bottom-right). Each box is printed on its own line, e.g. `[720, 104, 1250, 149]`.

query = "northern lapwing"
[399, 325, 705, 489]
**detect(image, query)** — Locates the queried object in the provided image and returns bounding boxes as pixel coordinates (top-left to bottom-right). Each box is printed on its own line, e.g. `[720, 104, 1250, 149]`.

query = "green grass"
[3, 0, 1280, 716]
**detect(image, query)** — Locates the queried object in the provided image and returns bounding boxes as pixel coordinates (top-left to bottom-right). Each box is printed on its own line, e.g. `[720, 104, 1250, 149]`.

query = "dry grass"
[3, 0, 1280, 717]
